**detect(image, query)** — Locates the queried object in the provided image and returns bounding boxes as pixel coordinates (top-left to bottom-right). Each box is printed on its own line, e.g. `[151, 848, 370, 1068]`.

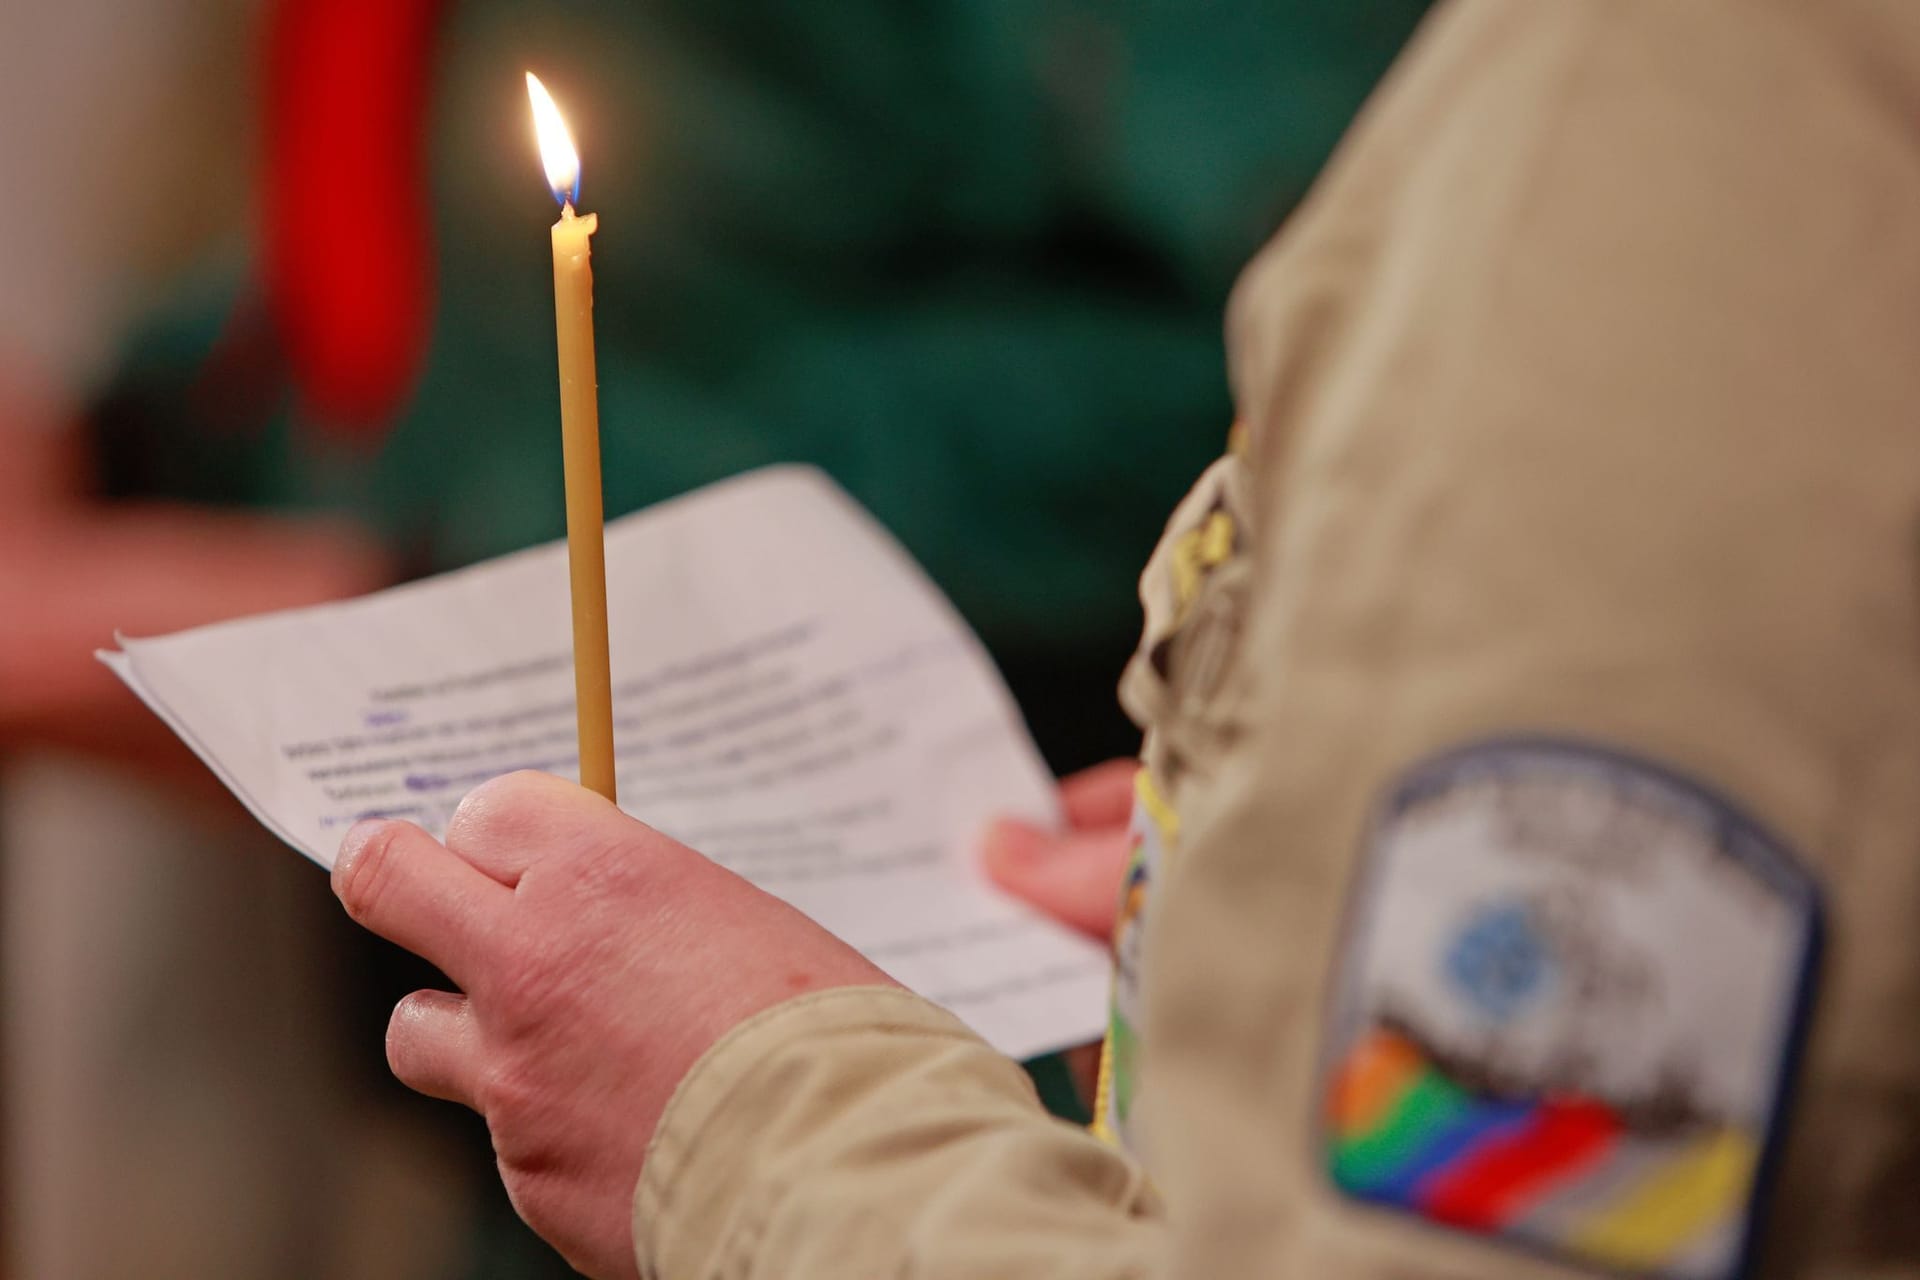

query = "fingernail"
[336, 818, 392, 873]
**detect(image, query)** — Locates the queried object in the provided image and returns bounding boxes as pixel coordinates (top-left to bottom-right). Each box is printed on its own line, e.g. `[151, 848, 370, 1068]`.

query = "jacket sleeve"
[634, 988, 1163, 1279]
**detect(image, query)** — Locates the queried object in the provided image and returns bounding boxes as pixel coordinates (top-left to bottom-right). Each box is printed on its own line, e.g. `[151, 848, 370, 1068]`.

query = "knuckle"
[491, 1120, 594, 1268]
[490, 944, 575, 1029]
[497, 1161, 564, 1246]
[493, 921, 546, 982]
[569, 837, 642, 896]
[447, 770, 544, 846]
[476, 1056, 545, 1129]
[569, 819, 680, 895]
[496, 1141, 623, 1280]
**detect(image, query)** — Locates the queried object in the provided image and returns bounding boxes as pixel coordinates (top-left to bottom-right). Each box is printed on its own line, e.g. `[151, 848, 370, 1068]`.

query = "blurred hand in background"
[979, 758, 1136, 1106]
[0, 405, 386, 772]
[982, 758, 1135, 940]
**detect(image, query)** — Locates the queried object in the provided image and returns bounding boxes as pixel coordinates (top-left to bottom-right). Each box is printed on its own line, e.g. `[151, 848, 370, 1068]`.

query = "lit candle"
[527, 72, 616, 803]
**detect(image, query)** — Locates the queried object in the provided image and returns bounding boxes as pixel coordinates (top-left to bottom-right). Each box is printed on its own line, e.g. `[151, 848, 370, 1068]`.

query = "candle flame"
[526, 72, 580, 206]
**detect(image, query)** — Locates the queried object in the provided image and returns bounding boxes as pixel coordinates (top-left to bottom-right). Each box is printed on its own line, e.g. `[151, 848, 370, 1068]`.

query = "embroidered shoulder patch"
[1321, 739, 1821, 1280]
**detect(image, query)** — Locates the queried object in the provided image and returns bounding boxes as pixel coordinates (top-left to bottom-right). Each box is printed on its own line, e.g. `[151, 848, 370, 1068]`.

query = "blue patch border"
[1325, 734, 1826, 1280]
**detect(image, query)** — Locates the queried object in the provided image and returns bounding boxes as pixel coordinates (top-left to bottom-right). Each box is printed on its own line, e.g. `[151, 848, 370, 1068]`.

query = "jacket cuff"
[632, 985, 997, 1277]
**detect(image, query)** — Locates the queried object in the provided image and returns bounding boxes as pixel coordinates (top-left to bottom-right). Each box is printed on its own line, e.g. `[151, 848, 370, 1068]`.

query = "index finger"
[334, 819, 510, 988]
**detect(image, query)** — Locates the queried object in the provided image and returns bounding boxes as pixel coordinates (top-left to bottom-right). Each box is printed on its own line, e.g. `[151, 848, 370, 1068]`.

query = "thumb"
[981, 819, 1132, 941]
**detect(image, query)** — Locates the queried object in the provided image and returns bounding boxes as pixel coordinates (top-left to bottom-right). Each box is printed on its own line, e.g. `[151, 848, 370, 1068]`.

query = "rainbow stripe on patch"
[1327, 1028, 1758, 1278]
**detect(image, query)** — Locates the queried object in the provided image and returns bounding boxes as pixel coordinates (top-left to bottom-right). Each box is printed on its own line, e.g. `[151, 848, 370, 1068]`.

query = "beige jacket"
[633, 2, 1920, 1276]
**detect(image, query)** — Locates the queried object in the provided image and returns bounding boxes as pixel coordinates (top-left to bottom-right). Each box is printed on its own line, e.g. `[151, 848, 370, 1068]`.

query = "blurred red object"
[264, 0, 444, 438]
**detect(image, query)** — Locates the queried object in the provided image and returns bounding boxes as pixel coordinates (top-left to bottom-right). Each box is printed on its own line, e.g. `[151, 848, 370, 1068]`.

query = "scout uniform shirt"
[630, 3, 1920, 1277]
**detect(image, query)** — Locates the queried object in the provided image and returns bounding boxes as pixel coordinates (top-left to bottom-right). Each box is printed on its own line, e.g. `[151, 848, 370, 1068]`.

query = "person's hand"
[980, 758, 1135, 940]
[0, 421, 385, 775]
[331, 770, 897, 1280]
[980, 760, 1135, 1107]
